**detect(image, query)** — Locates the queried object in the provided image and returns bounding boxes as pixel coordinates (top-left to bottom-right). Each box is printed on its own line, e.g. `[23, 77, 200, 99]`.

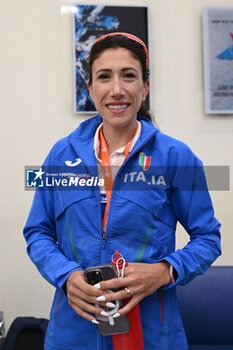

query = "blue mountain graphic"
[216, 45, 233, 59]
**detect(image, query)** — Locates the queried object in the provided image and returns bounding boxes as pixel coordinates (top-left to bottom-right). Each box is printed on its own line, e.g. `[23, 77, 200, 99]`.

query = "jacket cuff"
[157, 257, 180, 289]
[58, 266, 83, 291]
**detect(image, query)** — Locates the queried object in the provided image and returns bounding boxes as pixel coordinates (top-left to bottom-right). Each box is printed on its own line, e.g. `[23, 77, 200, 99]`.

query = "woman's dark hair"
[88, 34, 154, 121]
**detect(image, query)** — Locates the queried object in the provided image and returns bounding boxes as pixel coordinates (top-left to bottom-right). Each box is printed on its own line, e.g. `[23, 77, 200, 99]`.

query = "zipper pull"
[102, 231, 106, 248]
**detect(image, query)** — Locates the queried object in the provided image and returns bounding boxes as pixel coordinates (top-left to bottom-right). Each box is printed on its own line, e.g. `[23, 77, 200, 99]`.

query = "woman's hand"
[66, 270, 115, 324]
[93, 262, 172, 317]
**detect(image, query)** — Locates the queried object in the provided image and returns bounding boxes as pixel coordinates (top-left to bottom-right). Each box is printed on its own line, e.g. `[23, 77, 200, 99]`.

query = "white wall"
[0, 0, 233, 332]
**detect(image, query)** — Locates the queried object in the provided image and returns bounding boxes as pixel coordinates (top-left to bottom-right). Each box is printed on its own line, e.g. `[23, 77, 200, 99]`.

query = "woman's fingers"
[114, 295, 142, 316]
[68, 299, 100, 324]
[92, 262, 171, 315]
[66, 270, 110, 323]
[98, 262, 170, 294]
[68, 284, 104, 306]
[67, 270, 100, 296]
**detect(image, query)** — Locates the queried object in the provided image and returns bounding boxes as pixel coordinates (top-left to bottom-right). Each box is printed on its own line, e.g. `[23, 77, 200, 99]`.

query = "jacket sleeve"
[162, 147, 221, 287]
[23, 147, 82, 289]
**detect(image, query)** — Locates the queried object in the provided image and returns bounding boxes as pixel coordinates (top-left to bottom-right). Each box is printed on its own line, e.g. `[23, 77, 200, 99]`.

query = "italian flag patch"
[139, 152, 151, 171]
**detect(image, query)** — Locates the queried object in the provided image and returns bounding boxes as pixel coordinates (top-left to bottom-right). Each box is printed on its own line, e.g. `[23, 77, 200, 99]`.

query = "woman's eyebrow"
[121, 67, 137, 72]
[96, 67, 138, 75]
[96, 69, 112, 74]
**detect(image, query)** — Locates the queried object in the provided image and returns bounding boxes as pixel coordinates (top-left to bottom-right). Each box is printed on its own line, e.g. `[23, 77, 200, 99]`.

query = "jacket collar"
[68, 115, 159, 164]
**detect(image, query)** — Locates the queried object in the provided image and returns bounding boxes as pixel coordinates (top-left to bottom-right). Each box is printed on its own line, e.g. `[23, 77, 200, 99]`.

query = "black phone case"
[84, 264, 130, 336]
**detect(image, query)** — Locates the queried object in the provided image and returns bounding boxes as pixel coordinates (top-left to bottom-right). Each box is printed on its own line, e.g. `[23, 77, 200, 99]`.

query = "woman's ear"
[142, 80, 150, 102]
[87, 82, 94, 102]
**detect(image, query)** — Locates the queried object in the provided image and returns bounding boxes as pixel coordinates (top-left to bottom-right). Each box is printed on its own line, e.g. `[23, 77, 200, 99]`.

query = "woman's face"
[88, 47, 149, 131]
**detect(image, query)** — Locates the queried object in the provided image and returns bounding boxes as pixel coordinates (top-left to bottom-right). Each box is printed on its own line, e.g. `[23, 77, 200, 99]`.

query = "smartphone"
[84, 264, 130, 335]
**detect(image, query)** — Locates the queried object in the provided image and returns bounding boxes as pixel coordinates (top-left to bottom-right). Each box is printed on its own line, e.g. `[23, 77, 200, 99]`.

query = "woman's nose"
[110, 77, 124, 97]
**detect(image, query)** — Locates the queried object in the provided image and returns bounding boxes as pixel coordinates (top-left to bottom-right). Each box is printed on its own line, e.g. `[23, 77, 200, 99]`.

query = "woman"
[24, 33, 221, 350]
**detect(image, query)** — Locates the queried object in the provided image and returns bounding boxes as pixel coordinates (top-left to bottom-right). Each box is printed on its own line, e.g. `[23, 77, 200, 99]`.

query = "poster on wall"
[203, 6, 233, 114]
[73, 5, 149, 113]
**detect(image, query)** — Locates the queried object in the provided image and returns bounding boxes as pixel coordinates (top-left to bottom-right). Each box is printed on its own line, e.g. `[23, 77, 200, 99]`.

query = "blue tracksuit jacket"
[23, 115, 221, 350]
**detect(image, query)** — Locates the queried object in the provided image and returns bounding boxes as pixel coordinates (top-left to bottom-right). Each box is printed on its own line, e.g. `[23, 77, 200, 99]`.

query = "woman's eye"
[98, 73, 110, 80]
[124, 73, 136, 79]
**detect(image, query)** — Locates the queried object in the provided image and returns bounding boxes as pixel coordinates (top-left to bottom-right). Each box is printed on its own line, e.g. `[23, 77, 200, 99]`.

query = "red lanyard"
[99, 124, 139, 234]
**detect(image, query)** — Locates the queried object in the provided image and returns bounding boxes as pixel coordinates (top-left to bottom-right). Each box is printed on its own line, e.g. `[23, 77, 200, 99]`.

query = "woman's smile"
[106, 102, 130, 113]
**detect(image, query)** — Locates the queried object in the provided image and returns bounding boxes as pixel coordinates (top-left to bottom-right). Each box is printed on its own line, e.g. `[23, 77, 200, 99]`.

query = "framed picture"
[203, 6, 233, 114]
[73, 5, 149, 113]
